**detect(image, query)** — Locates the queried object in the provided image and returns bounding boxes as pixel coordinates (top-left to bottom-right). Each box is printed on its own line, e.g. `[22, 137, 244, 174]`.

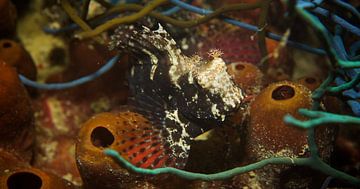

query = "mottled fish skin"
[125, 92, 200, 169]
[114, 111, 190, 169]
[110, 24, 244, 168]
[110, 24, 244, 123]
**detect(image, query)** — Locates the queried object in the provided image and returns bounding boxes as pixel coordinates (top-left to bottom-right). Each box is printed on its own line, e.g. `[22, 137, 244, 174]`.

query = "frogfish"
[109, 24, 244, 169]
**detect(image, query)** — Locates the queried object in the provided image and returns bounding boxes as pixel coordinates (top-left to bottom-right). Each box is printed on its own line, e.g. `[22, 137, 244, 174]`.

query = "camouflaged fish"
[110, 24, 244, 169]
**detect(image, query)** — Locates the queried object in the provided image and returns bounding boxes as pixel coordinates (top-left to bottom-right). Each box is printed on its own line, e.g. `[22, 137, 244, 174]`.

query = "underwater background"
[0, 0, 359, 188]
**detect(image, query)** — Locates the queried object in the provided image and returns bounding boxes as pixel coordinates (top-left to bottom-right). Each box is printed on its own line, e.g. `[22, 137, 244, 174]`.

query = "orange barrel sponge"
[0, 39, 37, 81]
[0, 149, 27, 171]
[0, 150, 76, 189]
[226, 61, 263, 127]
[0, 60, 34, 160]
[297, 76, 338, 160]
[226, 61, 263, 95]
[76, 112, 164, 189]
[297, 76, 344, 115]
[1, 168, 76, 189]
[297, 76, 323, 92]
[0, 0, 17, 37]
[247, 81, 312, 159]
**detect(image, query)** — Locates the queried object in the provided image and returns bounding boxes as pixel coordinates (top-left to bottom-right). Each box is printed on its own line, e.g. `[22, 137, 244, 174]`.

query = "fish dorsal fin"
[126, 89, 205, 168]
[115, 112, 182, 168]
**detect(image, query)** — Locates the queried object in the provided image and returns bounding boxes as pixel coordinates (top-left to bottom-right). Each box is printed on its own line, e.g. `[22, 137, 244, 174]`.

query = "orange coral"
[76, 112, 158, 189]
[226, 61, 263, 95]
[0, 39, 37, 81]
[247, 81, 312, 159]
[297, 76, 323, 92]
[0, 0, 16, 37]
[0, 150, 75, 189]
[0, 60, 34, 160]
